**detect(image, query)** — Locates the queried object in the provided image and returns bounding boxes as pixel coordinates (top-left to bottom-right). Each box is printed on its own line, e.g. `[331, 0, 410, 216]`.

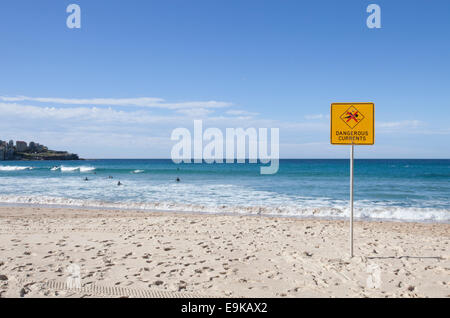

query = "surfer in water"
[176, 177, 180, 182]
[84, 177, 89, 181]
[117, 181, 122, 186]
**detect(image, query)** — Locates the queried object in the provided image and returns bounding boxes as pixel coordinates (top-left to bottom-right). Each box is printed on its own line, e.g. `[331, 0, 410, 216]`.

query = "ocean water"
[0, 159, 449, 222]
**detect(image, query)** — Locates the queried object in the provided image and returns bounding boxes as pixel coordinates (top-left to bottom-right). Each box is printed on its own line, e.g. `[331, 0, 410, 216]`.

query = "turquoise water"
[0, 159, 449, 222]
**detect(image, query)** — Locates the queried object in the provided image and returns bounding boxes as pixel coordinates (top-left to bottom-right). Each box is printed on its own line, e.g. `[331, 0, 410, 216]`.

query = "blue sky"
[0, 0, 449, 158]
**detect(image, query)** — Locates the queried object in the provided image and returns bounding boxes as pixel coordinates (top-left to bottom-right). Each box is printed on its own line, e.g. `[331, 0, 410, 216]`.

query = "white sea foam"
[60, 166, 79, 172]
[0, 195, 447, 223]
[59, 166, 95, 172]
[80, 166, 96, 172]
[0, 166, 33, 171]
[132, 170, 144, 174]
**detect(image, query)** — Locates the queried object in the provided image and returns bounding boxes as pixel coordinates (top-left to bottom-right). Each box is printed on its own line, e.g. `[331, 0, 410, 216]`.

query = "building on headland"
[0, 140, 7, 160]
[36, 143, 48, 153]
[28, 141, 36, 152]
[27, 142, 48, 154]
[5, 147, 14, 160]
[0, 140, 15, 160]
[16, 141, 28, 152]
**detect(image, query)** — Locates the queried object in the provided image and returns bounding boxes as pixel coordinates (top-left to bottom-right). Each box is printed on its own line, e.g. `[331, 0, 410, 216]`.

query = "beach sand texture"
[0, 206, 448, 298]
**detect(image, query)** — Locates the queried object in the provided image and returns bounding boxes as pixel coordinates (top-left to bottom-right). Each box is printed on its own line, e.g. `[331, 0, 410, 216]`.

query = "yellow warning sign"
[331, 103, 374, 145]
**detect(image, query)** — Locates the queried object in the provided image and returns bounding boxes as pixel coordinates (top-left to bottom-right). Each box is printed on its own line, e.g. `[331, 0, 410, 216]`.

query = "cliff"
[16, 152, 80, 161]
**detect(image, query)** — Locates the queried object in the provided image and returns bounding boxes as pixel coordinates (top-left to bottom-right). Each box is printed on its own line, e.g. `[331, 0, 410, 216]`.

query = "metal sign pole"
[350, 144, 354, 258]
[331, 102, 374, 258]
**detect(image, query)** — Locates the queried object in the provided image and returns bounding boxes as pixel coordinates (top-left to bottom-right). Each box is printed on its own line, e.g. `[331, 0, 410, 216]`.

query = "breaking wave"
[80, 166, 96, 172]
[0, 166, 33, 171]
[56, 166, 96, 172]
[0, 195, 447, 223]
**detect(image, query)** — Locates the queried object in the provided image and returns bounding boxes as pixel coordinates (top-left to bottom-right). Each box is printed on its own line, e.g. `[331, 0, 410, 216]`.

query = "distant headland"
[0, 139, 80, 161]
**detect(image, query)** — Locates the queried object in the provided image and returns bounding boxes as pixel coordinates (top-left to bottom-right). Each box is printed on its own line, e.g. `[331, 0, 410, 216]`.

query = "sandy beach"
[0, 206, 448, 298]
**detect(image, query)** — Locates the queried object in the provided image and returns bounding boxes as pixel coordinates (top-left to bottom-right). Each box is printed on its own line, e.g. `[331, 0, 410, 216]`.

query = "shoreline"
[0, 206, 448, 298]
[0, 201, 448, 225]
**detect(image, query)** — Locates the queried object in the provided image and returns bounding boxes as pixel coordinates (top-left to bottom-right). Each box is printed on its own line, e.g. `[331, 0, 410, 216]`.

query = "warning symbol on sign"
[340, 106, 365, 129]
[331, 102, 374, 145]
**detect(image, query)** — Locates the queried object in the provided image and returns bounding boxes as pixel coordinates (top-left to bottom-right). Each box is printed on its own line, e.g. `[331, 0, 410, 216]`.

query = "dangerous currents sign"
[330, 103, 375, 145]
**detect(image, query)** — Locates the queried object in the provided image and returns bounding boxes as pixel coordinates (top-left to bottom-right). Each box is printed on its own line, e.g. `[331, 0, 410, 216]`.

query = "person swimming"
[117, 181, 122, 186]
[176, 177, 180, 182]
[84, 177, 89, 181]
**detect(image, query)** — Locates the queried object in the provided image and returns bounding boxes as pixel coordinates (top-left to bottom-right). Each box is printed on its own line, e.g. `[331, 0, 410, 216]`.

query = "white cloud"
[0, 102, 195, 129]
[225, 109, 259, 117]
[304, 114, 326, 120]
[176, 108, 214, 117]
[0, 96, 232, 110]
[2, 98, 447, 158]
[377, 120, 422, 130]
